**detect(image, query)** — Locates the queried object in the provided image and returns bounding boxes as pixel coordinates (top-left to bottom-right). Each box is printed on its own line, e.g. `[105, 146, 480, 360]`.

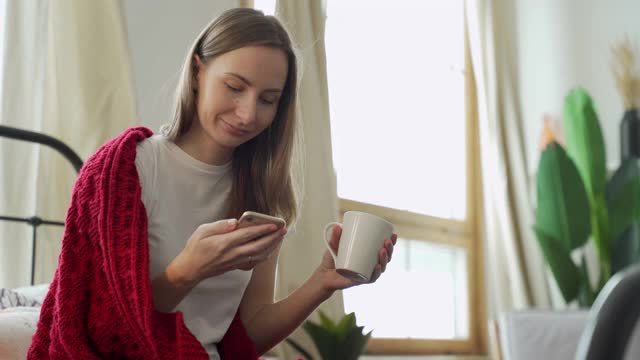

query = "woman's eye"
[225, 83, 242, 93]
[260, 97, 277, 105]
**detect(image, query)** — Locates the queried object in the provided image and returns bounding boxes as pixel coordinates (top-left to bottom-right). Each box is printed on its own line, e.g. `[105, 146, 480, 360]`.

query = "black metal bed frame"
[0, 124, 83, 285]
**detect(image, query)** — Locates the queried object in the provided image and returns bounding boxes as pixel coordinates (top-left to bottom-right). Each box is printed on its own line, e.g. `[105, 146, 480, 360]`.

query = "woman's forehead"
[210, 46, 288, 89]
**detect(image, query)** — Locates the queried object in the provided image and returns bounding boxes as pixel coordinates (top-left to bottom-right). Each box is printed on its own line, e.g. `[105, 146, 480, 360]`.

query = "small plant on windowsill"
[284, 311, 372, 360]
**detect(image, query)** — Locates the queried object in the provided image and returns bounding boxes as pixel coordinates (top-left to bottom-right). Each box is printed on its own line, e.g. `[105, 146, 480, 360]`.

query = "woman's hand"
[170, 218, 287, 286]
[316, 224, 397, 294]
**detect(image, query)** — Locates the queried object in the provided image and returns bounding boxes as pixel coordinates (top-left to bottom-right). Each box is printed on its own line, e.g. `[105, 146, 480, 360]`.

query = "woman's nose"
[235, 96, 257, 125]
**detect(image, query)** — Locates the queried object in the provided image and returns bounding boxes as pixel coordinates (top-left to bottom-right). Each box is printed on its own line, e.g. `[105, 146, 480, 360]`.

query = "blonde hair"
[163, 8, 302, 225]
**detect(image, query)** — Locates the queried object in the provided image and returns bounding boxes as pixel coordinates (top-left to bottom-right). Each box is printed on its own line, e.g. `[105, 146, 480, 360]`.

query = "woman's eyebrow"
[225, 72, 282, 93]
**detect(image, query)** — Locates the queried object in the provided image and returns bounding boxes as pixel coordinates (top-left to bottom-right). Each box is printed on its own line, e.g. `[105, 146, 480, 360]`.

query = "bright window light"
[326, 0, 466, 220]
[326, 0, 468, 340]
[343, 238, 469, 339]
[253, 0, 275, 16]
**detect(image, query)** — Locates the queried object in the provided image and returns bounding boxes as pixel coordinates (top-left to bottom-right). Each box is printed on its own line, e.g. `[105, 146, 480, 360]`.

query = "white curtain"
[0, 0, 49, 289]
[466, 0, 554, 316]
[0, 0, 136, 288]
[273, 0, 345, 359]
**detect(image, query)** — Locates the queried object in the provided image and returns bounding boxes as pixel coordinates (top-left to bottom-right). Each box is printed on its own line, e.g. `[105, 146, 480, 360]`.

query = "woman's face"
[193, 46, 288, 152]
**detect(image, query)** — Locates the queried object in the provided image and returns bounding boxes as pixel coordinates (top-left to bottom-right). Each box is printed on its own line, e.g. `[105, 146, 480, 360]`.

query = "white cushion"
[499, 310, 587, 360]
[12, 283, 50, 304]
[499, 310, 640, 360]
[0, 307, 40, 360]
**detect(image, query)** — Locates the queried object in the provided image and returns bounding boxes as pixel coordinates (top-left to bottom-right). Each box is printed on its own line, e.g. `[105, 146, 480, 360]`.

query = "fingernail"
[228, 219, 237, 226]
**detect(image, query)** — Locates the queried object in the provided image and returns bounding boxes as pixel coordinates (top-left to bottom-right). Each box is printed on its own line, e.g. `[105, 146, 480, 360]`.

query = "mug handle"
[323, 222, 342, 263]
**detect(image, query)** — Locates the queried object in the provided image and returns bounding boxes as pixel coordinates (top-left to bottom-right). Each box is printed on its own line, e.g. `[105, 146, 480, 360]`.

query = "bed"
[0, 125, 83, 359]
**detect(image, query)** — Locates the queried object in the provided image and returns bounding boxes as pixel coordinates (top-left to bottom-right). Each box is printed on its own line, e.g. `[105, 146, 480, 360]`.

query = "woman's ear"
[193, 55, 204, 92]
[194, 55, 206, 77]
[194, 54, 204, 69]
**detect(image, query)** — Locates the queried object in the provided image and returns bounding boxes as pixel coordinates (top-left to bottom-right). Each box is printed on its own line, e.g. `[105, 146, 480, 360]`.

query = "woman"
[29, 7, 396, 360]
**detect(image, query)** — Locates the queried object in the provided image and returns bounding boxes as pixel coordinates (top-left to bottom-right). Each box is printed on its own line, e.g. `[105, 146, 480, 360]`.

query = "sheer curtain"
[273, 0, 345, 358]
[0, 0, 50, 289]
[0, 0, 6, 103]
[466, 0, 554, 316]
[0, 0, 136, 288]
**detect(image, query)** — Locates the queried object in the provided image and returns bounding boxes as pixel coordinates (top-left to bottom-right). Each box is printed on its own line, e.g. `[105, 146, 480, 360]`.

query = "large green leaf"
[303, 321, 337, 360]
[536, 142, 591, 251]
[608, 179, 640, 241]
[606, 159, 640, 200]
[533, 227, 581, 303]
[576, 253, 596, 308]
[604, 159, 640, 280]
[284, 338, 315, 360]
[563, 87, 607, 197]
[318, 310, 338, 334]
[591, 193, 611, 283]
[612, 222, 640, 274]
[338, 327, 372, 360]
[335, 313, 357, 340]
[607, 159, 640, 240]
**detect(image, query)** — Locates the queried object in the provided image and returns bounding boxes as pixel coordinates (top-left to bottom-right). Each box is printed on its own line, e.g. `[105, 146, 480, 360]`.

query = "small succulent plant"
[285, 311, 372, 360]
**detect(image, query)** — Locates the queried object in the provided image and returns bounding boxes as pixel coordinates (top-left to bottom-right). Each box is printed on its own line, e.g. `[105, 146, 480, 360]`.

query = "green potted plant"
[285, 311, 372, 360]
[534, 87, 640, 307]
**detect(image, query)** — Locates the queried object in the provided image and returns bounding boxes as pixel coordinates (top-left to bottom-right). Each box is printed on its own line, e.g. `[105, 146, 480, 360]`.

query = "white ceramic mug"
[323, 211, 394, 283]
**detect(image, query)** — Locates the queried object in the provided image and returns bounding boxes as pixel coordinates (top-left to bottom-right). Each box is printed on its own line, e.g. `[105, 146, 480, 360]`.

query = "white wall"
[119, 0, 239, 132]
[514, 0, 640, 174]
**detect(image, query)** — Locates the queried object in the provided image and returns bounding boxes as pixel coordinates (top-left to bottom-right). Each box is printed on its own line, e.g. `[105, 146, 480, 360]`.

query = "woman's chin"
[203, 130, 242, 151]
[208, 126, 252, 149]
[220, 137, 249, 150]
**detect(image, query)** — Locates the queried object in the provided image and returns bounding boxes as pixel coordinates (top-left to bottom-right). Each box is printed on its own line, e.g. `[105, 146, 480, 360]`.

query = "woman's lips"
[221, 119, 249, 137]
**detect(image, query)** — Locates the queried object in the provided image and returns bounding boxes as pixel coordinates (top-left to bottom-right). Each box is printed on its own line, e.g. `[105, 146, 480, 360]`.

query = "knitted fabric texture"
[27, 127, 258, 359]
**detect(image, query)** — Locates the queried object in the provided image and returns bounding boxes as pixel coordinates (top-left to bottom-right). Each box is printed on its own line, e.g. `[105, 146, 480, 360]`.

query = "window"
[252, 0, 485, 355]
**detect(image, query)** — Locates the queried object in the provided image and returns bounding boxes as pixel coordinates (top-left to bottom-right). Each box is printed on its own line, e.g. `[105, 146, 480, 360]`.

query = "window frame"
[335, 24, 487, 356]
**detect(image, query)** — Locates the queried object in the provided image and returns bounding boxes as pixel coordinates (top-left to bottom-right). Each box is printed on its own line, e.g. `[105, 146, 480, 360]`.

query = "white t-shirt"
[135, 134, 252, 360]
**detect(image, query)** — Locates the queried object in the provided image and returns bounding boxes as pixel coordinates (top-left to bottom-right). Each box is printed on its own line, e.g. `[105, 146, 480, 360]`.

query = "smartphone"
[238, 211, 286, 230]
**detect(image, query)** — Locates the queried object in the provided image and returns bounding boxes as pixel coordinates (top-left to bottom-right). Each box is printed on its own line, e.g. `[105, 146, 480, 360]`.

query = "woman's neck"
[174, 125, 233, 166]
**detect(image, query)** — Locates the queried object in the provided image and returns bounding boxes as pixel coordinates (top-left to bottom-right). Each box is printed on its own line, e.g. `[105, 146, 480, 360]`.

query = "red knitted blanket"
[28, 127, 257, 359]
